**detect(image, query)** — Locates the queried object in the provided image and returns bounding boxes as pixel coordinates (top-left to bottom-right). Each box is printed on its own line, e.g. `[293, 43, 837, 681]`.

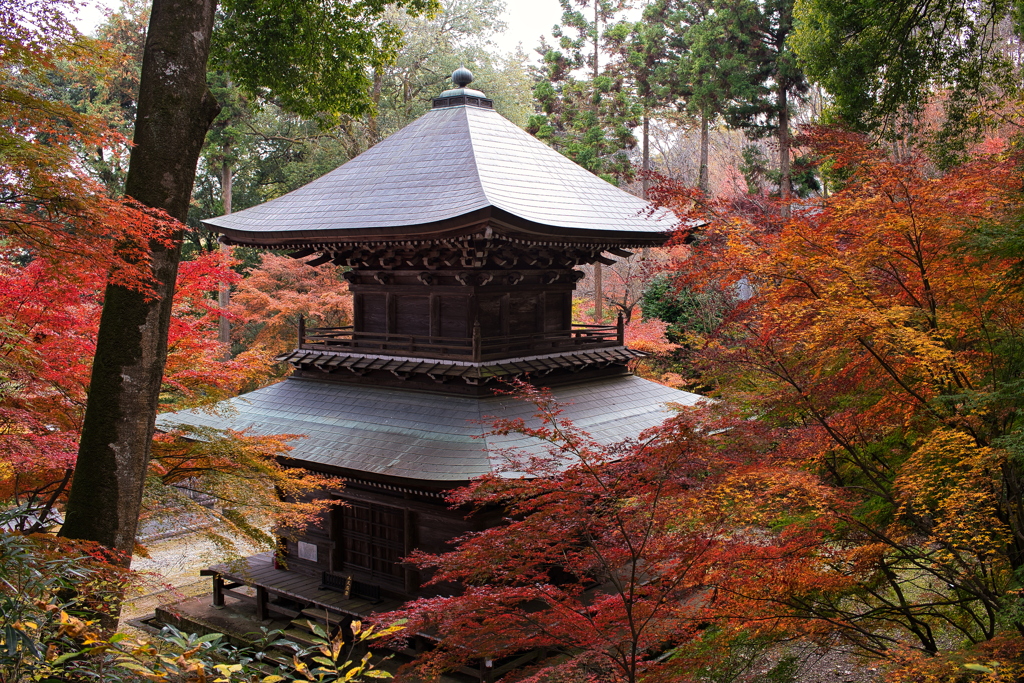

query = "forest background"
[3, 0, 1024, 681]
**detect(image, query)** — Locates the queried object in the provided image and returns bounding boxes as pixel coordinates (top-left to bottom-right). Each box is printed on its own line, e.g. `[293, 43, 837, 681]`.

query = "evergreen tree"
[792, 0, 1021, 160]
[717, 0, 809, 213]
[671, 0, 759, 194]
[603, 16, 667, 196]
[528, 0, 638, 184]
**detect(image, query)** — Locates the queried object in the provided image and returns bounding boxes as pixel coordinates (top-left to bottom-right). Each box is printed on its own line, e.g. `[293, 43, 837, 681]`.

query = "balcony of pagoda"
[297, 317, 625, 363]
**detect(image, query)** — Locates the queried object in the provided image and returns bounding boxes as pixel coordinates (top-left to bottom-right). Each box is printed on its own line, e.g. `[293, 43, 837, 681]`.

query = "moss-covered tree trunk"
[60, 0, 221, 563]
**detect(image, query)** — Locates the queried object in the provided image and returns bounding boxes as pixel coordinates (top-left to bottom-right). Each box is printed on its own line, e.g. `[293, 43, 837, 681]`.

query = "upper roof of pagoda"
[204, 75, 678, 249]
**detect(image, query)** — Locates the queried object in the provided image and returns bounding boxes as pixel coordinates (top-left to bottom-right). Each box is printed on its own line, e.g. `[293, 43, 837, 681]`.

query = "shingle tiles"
[157, 376, 702, 482]
[203, 105, 678, 240]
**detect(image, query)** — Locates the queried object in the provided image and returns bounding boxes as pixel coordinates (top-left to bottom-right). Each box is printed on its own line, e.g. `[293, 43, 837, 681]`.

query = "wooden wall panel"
[478, 295, 502, 336]
[395, 296, 430, 336]
[438, 296, 470, 339]
[545, 292, 566, 331]
[508, 293, 537, 335]
[361, 294, 387, 333]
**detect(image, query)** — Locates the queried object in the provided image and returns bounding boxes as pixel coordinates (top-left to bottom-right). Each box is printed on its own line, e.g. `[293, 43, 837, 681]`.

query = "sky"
[72, 0, 567, 62]
[492, 0, 565, 55]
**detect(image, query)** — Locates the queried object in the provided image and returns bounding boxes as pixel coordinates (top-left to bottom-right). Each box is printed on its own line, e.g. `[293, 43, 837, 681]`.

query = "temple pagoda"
[161, 70, 701, 623]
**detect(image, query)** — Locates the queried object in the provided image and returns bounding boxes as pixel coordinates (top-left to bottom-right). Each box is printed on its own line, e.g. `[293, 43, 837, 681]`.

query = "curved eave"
[156, 376, 704, 483]
[213, 206, 676, 250]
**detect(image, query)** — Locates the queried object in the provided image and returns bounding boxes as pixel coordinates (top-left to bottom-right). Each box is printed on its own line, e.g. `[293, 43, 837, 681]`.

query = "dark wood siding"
[361, 293, 387, 333]
[395, 296, 430, 336]
[438, 296, 469, 338]
[478, 295, 502, 336]
[508, 293, 537, 335]
[545, 292, 568, 331]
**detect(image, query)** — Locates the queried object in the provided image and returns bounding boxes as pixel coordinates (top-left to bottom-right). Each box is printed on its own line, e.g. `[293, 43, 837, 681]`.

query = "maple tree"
[385, 385, 789, 683]
[1, 0, 178, 530]
[659, 128, 1024, 659]
[600, 253, 660, 325]
[0, 244, 287, 532]
[229, 253, 352, 359]
[1, 0, 174, 293]
[0, 13, 303, 544]
[388, 130, 1024, 680]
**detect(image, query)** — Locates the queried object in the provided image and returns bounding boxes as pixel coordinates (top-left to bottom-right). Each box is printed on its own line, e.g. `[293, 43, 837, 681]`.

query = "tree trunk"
[698, 110, 710, 195]
[60, 0, 221, 565]
[777, 85, 791, 219]
[641, 114, 649, 199]
[221, 158, 233, 215]
[219, 159, 232, 349]
[367, 69, 382, 149]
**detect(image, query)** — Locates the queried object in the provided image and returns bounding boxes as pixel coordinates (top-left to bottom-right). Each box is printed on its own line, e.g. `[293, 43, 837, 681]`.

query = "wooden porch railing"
[296, 314, 625, 362]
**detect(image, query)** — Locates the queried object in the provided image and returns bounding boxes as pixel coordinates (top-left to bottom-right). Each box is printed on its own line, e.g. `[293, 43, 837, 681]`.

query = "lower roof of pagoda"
[157, 375, 702, 484]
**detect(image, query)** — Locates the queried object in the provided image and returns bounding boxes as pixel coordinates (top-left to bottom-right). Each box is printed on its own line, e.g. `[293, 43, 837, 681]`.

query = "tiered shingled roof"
[204, 104, 678, 248]
[160, 71, 704, 483]
[158, 376, 700, 483]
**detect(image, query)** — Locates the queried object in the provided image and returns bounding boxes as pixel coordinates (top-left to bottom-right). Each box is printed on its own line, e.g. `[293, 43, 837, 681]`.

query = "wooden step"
[280, 627, 319, 649]
[266, 601, 302, 619]
[299, 606, 347, 625]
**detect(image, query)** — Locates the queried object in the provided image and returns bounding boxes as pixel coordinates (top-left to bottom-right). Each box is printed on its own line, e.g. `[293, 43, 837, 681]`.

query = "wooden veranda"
[202, 552, 403, 623]
[200, 553, 541, 682]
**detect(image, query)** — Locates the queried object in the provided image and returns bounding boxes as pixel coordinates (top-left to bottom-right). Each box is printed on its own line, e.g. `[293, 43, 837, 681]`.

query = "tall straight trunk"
[777, 85, 791, 219]
[60, 0, 221, 564]
[591, 1, 602, 325]
[698, 110, 710, 195]
[641, 114, 650, 199]
[367, 69, 382, 148]
[218, 159, 233, 349]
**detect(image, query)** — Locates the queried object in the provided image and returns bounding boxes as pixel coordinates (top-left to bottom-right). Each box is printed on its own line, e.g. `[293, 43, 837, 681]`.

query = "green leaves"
[791, 0, 1021, 154]
[212, 0, 438, 119]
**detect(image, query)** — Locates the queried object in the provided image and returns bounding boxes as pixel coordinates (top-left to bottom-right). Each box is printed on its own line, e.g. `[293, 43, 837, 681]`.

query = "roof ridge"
[456, 106, 489, 212]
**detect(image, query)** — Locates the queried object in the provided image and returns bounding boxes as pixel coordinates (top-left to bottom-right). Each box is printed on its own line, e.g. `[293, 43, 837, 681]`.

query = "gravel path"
[123, 530, 262, 625]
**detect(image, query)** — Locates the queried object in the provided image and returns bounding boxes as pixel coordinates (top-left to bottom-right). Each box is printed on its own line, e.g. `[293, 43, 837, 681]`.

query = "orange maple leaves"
[228, 252, 352, 357]
[661, 128, 1024, 660]
[1, 1, 179, 295]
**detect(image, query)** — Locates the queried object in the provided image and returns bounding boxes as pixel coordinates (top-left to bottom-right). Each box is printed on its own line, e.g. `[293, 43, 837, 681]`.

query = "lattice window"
[339, 501, 405, 581]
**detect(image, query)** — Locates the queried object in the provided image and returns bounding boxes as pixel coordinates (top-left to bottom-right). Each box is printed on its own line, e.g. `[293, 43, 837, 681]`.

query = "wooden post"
[217, 160, 232, 354]
[298, 314, 306, 348]
[616, 311, 624, 345]
[594, 263, 603, 322]
[218, 243, 231, 356]
[642, 114, 650, 199]
[256, 585, 268, 621]
[212, 574, 224, 608]
[472, 321, 482, 361]
[404, 508, 415, 594]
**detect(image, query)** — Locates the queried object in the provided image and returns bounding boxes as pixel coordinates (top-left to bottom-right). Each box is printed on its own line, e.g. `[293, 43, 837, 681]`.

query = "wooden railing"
[297, 315, 625, 362]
